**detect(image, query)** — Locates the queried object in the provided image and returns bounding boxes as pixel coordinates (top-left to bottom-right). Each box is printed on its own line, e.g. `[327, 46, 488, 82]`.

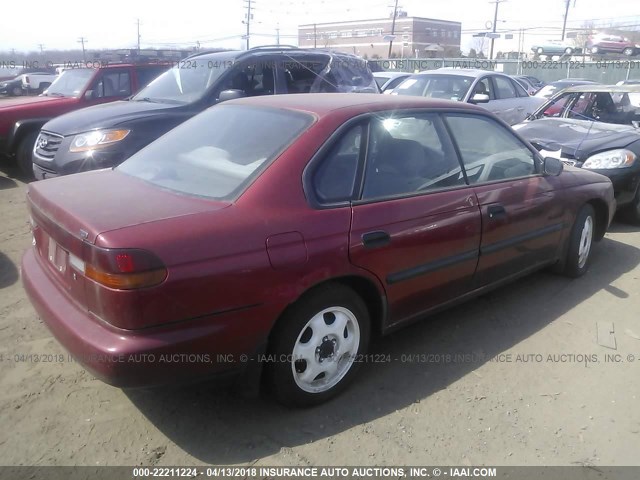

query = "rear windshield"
[393, 74, 473, 101]
[118, 105, 313, 199]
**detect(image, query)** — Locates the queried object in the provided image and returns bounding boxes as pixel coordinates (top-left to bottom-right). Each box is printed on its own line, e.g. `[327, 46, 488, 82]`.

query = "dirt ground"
[1, 162, 639, 467]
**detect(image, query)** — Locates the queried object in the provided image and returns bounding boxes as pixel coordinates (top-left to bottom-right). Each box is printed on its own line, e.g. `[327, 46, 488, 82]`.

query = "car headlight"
[582, 149, 636, 169]
[70, 129, 130, 153]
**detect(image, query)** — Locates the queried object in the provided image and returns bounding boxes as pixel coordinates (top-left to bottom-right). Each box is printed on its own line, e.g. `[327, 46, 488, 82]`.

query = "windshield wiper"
[47, 92, 66, 97]
[135, 97, 160, 103]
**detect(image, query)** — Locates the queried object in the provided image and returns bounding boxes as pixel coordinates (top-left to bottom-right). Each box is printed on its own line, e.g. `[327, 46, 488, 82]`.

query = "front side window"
[362, 114, 465, 199]
[445, 114, 536, 184]
[118, 105, 313, 200]
[94, 71, 131, 98]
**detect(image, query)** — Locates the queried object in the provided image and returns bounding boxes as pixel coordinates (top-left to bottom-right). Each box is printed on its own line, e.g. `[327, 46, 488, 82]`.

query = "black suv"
[32, 47, 379, 179]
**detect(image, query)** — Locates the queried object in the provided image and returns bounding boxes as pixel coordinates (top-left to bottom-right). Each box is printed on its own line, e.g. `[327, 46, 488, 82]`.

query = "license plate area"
[47, 236, 68, 275]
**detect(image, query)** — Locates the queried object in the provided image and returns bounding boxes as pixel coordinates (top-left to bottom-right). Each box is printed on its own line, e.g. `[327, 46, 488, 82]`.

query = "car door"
[345, 113, 482, 325]
[443, 113, 565, 288]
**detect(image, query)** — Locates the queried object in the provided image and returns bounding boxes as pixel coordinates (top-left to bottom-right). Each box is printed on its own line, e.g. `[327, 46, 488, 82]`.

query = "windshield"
[118, 105, 313, 199]
[45, 69, 94, 97]
[132, 59, 230, 104]
[534, 90, 640, 125]
[393, 74, 473, 101]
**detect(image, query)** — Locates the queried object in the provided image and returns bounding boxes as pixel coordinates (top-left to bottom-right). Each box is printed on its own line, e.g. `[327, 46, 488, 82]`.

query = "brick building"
[298, 16, 462, 59]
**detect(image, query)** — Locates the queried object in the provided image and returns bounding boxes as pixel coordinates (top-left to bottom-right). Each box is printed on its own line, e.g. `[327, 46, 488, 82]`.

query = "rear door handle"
[362, 231, 391, 249]
[487, 204, 507, 219]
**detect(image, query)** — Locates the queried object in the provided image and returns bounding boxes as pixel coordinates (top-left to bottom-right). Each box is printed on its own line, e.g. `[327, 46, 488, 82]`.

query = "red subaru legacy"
[22, 94, 615, 407]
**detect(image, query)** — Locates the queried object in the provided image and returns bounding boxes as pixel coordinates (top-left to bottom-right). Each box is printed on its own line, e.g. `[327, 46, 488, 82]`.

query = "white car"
[392, 68, 546, 125]
[21, 72, 58, 93]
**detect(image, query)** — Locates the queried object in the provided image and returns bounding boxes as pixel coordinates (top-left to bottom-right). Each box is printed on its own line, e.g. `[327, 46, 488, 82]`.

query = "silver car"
[392, 68, 546, 125]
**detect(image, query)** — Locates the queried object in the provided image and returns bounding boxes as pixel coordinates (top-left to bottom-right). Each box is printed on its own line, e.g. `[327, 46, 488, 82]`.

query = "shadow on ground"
[125, 237, 640, 463]
[0, 251, 19, 289]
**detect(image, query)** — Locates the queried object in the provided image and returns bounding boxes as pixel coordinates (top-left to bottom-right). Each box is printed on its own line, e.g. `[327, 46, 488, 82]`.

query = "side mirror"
[84, 90, 94, 100]
[543, 157, 564, 176]
[470, 93, 490, 104]
[218, 89, 246, 102]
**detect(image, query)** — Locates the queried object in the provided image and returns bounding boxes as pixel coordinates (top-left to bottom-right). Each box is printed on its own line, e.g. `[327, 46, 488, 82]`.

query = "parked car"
[617, 80, 640, 86]
[22, 93, 615, 407]
[513, 75, 538, 95]
[535, 79, 598, 99]
[31, 47, 378, 180]
[587, 34, 638, 56]
[391, 68, 545, 125]
[0, 75, 25, 97]
[514, 85, 640, 222]
[0, 63, 170, 176]
[0, 65, 54, 82]
[521, 75, 546, 90]
[21, 72, 58, 94]
[373, 71, 412, 93]
[531, 41, 574, 56]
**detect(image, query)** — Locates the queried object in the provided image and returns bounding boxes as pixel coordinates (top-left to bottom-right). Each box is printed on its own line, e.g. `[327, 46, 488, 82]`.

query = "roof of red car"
[227, 93, 486, 117]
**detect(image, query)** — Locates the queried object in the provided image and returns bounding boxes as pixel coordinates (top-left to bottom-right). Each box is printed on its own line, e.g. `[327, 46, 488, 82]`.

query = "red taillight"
[80, 246, 167, 290]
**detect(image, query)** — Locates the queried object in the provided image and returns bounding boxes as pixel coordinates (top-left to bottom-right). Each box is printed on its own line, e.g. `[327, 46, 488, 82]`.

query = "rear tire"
[623, 47, 634, 57]
[11, 86, 22, 96]
[563, 204, 596, 278]
[564, 47, 573, 55]
[16, 132, 38, 179]
[537, 47, 544, 54]
[590, 46, 599, 55]
[265, 284, 370, 407]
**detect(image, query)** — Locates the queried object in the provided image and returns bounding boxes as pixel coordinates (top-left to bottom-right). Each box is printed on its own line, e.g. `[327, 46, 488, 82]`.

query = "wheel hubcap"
[292, 306, 360, 394]
[577, 216, 593, 269]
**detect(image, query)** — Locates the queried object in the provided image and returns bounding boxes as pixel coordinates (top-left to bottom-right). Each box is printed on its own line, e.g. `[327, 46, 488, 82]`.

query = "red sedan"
[22, 94, 615, 407]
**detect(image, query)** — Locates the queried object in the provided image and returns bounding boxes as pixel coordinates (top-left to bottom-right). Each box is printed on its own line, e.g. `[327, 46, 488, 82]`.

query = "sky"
[1, 0, 639, 56]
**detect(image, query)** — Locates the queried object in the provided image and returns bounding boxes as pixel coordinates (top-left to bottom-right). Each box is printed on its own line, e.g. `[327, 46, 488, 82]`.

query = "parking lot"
[1, 158, 639, 466]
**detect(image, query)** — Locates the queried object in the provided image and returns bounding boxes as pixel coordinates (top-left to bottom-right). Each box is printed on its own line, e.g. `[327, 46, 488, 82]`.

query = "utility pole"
[38, 44, 45, 54]
[313, 23, 317, 48]
[488, 0, 506, 60]
[78, 37, 87, 62]
[136, 19, 141, 54]
[276, 23, 280, 46]
[387, 0, 399, 58]
[243, 0, 253, 50]
[561, 0, 573, 40]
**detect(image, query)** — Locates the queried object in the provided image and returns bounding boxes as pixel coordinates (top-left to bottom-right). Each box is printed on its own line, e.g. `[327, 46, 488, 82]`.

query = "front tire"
[265, 284, 370, 407]
[563, 204, 596, 278]
[16, 132, 38, 179]
[564, 47, 573, 55]
[590, 46, 599, 55]
[622, 186, 640, 225]
[11, 86, 23, 96]
[623, 47, 634, 57]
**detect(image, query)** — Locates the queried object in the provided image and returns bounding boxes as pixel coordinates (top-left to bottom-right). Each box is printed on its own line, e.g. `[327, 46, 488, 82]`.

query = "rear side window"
[313, 124, 364, 203]
[135, 66, 169, 89]
[119, 105, 313, 199]
[362, 114, 464, 199]
[444, 114, 536, 184]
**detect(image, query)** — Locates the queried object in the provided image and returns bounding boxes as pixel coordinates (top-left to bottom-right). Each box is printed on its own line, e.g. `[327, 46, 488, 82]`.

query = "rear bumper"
[21, 248, 275, 388]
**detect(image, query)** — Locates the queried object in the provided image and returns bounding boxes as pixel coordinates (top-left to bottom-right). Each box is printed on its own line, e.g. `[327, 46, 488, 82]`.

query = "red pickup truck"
[0, 62, 169, 175]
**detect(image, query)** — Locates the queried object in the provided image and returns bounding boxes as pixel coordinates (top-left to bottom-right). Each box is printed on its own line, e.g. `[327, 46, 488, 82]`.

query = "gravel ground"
[0, 163, 639, 467]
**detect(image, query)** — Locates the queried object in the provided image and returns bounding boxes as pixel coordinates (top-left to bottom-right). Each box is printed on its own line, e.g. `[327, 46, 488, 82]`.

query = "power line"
[77, 37, 88, 62]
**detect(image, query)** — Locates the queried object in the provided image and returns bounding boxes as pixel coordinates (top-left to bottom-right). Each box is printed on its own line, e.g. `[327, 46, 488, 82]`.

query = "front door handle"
[487, 204, 507, 219]
[362, 231, 391, 249]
